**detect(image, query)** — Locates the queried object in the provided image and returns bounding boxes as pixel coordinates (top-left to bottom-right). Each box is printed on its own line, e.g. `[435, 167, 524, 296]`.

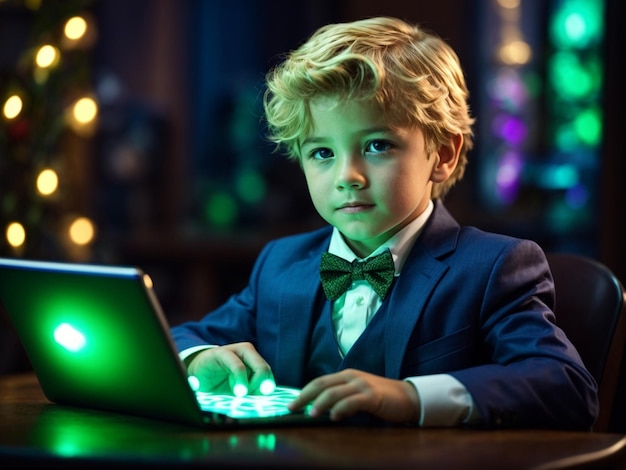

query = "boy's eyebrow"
[300, 136, 326, 147]
[301, 127, 394, 147]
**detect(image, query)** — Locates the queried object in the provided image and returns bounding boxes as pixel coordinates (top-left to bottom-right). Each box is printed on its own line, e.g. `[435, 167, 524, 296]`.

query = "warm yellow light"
[6, 222, 26, 248]
[24, 0, 41, 10]
[35, 44, 60, 68]
[61, 13, 97, 50]
[3, 95, 23, 120]
[497, 0, 520, 9]
[36, 168, 59, 196]
[73, 97, 98, 124]
[68, 217, 95, 246]
[143, 274, 154, 289]
[64, 16, 87, 41]
[498, 40, 532, 65]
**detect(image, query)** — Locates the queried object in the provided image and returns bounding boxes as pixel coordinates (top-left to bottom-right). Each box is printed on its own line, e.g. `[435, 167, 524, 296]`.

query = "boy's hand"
[187, 342, 275, 396]
[288, 368, 421, 423]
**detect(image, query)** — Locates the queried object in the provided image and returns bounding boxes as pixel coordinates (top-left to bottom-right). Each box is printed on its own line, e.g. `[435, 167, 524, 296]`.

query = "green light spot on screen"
[54, 323, 86, 352]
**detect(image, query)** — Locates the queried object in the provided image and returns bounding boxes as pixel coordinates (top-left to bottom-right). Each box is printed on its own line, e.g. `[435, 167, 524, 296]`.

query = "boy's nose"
[335, 154, 366, 189]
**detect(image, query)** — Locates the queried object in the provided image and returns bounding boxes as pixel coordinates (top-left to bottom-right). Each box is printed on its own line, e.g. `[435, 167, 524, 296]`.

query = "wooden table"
[1, 373, 625, 469]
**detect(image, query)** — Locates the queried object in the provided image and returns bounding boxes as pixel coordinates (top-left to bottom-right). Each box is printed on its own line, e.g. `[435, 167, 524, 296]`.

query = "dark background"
[1, 0, 625, 376]
[90, 0, 625, 319]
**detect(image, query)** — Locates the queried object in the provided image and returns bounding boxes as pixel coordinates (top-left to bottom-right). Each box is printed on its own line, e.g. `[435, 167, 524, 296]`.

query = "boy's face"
[300, 97, 448, 257]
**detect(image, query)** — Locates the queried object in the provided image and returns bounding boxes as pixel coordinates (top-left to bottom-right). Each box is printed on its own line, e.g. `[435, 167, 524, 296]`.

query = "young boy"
[171, 17, 598, 429]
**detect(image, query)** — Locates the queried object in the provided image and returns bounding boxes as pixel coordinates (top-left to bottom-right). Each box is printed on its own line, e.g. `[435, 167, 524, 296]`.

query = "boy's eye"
[310, 148, 334, 160]
[366, 140, 392, 153]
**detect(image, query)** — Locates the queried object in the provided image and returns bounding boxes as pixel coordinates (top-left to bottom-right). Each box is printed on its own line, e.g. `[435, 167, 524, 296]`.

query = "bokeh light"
[35, 44, 60, 69]
[36, 168, 59, 196]
[498, 40, 532, 65]
[64, 16, 87, 41]
[73, 96, 97, 124]
[482, 0, 604, 219]
[68, 217, 95, 246]
[204, 192, 238, 228]
[550, 0, 603, 49]
[6, 222, 26, 248]
[235, 170, 266, 204]
[3, 94, 23, 120]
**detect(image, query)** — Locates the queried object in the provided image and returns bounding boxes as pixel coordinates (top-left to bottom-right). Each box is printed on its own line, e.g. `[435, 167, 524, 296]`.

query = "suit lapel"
[273, 245, 328, 386]
[384, 201, 460, 378]
[384, 252, 448, 377]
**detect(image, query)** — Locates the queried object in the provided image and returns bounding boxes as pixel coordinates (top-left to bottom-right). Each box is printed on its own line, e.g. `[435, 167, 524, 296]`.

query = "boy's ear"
[430, 134, 463, 183]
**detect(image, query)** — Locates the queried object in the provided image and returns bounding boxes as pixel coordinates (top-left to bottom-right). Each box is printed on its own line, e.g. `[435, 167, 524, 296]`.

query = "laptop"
[0, 256, 327, 428]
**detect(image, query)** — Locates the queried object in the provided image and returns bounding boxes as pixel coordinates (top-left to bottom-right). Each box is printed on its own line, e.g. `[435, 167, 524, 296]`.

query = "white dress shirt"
[327, 200, 476, 426]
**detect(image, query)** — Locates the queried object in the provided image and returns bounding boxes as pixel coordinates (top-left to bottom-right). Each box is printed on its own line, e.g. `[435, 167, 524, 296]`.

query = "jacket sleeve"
[449, 240, 599, 430]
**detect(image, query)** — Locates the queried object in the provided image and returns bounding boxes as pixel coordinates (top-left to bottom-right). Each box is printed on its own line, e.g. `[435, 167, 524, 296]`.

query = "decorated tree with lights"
[0, 0, 97, 261]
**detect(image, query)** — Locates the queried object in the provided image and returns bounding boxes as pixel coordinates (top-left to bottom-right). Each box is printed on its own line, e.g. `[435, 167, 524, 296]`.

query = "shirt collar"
[328, 199, 434, 275]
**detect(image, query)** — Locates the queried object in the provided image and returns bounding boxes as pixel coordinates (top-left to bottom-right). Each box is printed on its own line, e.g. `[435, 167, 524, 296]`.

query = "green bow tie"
[319, 249, 395, 301]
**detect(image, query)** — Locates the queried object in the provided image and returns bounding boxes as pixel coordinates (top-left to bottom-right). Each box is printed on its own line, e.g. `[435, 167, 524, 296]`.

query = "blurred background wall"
[1, 0, 624, 372]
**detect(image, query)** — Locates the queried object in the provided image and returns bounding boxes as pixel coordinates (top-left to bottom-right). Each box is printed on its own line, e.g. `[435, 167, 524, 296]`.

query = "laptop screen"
[0, 258, 221, 426]
[0, 257, 322, 428]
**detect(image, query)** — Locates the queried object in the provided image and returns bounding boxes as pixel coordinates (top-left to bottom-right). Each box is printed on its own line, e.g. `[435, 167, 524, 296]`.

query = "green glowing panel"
[196, 386, 307, 419]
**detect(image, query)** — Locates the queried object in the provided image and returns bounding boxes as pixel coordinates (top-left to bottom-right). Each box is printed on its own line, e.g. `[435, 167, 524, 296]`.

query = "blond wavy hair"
[263, 16, 475, 199]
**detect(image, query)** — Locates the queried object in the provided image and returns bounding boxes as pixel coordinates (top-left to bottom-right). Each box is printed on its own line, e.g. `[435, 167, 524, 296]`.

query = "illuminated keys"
[196, 386, 301, 418]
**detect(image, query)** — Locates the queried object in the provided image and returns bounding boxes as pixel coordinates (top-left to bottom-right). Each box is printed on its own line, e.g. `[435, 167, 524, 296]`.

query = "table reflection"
[2, 374, 626, 470]
[28, 404, 285, 464]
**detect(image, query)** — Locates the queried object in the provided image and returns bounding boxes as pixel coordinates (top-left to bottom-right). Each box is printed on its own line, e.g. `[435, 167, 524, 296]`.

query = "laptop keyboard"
[195, 386, 303, 418]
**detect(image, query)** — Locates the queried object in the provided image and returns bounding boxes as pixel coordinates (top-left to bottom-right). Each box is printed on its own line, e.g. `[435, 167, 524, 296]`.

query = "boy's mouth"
[337, 202, 374, 213]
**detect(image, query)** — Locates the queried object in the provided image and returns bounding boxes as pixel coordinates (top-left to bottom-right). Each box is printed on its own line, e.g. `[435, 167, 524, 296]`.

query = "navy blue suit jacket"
[172, 201, 598, 429]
